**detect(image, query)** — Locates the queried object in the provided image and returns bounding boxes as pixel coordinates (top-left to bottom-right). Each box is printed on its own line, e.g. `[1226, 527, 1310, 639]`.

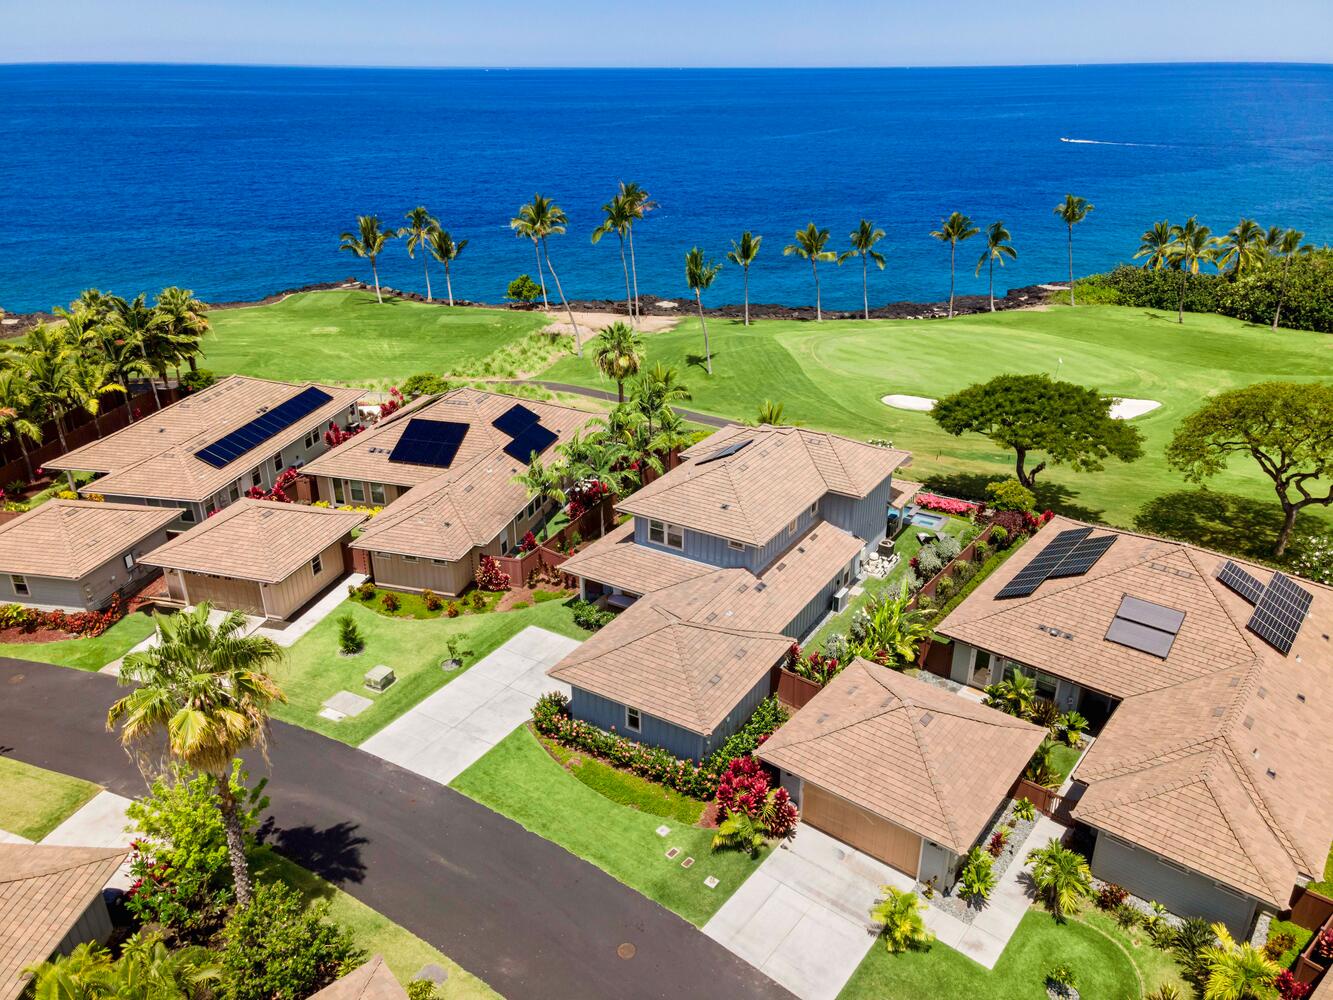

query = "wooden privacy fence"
[905, 524, 996, 611]
[1291, 886, 1333, 930]
[777, 669, 822, 711]
[1011, 777, 1065, 819]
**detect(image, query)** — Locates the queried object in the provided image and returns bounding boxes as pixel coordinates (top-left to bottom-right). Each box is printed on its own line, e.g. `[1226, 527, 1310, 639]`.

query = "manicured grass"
[1049, 743, 1085, 786]
[350, 587, 502, 620]
[543, 306, 1333, 552]
[0, 756, 101, 841]
[269, 597, 590, 745]
[841, 906, 1186, 1000]
[205, 290, 547, 385]
[254, 849, 497, 999]
[542, 735, 706, 825]
[0, 612, 157, 671]
[451, 725, 768, 927]
[1266, 918, 1314, 969]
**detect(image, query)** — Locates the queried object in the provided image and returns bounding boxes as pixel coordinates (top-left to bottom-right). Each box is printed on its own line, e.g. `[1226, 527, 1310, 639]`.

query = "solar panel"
[995, 527, 1093, 599]
[1115, 595, 1185, 634]
[697, 439, 753, 464]
[1217, 560, 1265, 605]
[195, 386, 333, 469]
[1246, 571, 1313, 655]
[502, 424, 558, 463]
[1106, 617, 1177, 658]
[388, 419, 469, 468]
[1048, 534, 1118, 579]
[492, 403, 540, 438]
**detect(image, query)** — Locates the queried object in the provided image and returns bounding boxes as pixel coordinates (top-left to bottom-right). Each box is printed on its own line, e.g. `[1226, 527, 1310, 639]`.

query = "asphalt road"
[0, 658, 791, 1000]
[522, 381, 731, 428]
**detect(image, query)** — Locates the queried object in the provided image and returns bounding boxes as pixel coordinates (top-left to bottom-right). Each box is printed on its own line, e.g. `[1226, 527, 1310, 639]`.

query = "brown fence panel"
[906, 524, 995, 610]
[1290, 887, 1333, 931]
[1011, 777, 1064, 818]
[918, 638, 953, 677]
[777, 669, 823, 711]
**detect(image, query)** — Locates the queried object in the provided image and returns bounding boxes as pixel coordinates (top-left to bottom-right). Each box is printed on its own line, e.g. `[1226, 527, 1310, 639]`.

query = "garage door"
[182, 574, 265, 616]
[802, 783, 921, 877]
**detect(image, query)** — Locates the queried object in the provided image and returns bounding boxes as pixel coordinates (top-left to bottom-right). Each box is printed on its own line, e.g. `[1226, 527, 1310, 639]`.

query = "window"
[809, 502, 818, 516]
[252, 469, 263, 488]
[728, 540, 745, 551]
[123, 553, 136, 571]
[228, 484, 241, 503]
[274, 454, 285, 473]
[11, 575, 29, 596]
[181, 507, 196, 523]
[666, 524, 684, 550]
[403, 555, 418, 563]
[350, 481, 366, 504]
[648, 519, 665, 544]
[625, 706, 642, 732]
[310, 554, 323, 575]
[370, 482, 386, 505]
[787, 519, 798, 536]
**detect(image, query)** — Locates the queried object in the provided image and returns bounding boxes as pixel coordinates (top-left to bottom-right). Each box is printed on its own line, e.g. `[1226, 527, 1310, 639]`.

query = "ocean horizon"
[1, 61, 1330, 313]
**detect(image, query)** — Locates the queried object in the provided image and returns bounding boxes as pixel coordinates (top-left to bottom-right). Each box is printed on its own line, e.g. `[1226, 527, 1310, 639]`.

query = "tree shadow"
[1133, 489, 1310, 563]
[257, 818, 369, 887]
[920, 471, 1106, 524]
[683, 351, 716, 374]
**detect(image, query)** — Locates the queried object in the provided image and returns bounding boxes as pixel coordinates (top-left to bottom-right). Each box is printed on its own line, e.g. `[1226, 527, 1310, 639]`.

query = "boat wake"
[1060, 137, 1165, 147]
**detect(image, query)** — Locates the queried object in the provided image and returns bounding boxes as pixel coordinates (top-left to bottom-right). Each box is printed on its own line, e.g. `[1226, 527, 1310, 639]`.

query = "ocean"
[0, 62, 1330, 313]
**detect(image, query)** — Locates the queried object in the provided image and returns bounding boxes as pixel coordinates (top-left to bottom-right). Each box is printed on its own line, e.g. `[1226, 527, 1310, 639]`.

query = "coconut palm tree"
[591, 191, 636, 322]
[1025, 839, 1093, 920]
[1134, 220, 1175, 270]
[109, 294, 163, 408]
[630, 362, 692, 440]
[339, 215, 396, 304]
[870, 885, 934, 953]
[0, 368, 42, 481]
[509, 202, 549, 309]
[725, 231, 763, 327]
[1266, 227, 1314, 332]
[512, 194, 583, 356]
[398, 206, 440, 301]
[107, 603, 286, 908]
[930, 212, 980, 318]
[1217, 218, 1265, 279]
[644, 405, 693, 474]
[19, 331, 76, 452]
[592, 321, 644, 403]
[1053, 194, 1094, 306]
[67, 355, 126, 438]
[151, 287, 209, 375]
[71, 287, 117, 323]
[1201, 923, 1279, 1000]
[975, 221, 1017, 312]
[1167, 216, 1220, 324]
[426, 229, 467, 307]
[841, 220, 887, 320]
[619, 181, 656, 318]
[685, 247, 722, 375]
[756, 400, 786, 425]
[783, 223, 837, 321]
[512, 453, 567, 519]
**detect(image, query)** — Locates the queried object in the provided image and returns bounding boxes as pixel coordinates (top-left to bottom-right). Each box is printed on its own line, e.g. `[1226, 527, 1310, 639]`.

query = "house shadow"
[921, 472, 1105, 524]
[1133, 489, 1292, 563]
[257, 817, 369, 887]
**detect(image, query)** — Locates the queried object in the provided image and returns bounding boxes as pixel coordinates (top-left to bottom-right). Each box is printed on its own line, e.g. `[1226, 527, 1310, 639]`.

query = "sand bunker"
[882, 393, 1160, 420]
[881, 394, 937, 412]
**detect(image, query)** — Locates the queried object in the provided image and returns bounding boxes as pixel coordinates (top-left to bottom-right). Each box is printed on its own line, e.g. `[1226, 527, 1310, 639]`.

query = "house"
[935, 516, 1333, 933]
[0, 845, 127, 1000]
[758, 658, 1045, 883]
[142, 499, 366, 619]
[309, 956, 406, 1000]
[314, 388, 597, 596]
[0, 500, 177, 611]
[45, 375, 363, 527]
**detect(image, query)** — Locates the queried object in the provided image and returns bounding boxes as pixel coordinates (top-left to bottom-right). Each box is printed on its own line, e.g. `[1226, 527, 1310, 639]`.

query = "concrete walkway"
[359, 626, 582, 785]
[39, 789, 139, 890]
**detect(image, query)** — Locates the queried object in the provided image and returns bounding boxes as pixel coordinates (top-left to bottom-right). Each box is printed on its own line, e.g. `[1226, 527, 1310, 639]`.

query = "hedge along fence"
[907, 524, 996, 610]
[494, 503, 605, 589]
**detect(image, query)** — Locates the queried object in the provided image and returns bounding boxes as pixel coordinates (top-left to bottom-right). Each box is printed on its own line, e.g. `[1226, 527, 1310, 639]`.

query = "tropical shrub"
[985, 477, 1036, 512]
[916, 492, 978, 516]
[1046, 964, 1078, 999]
[933, 532, 961, 561]
[714, 756, 797, 839]
[570, 598, 616, 631]
[1096, 882, 1129, 911]
[703, 697, 788, 772]
[1025, 737, 1062, 788]
[506, 274, 542, 304]
[822, 632, 850, 661]
[0, 593, 127, 638]
[399, 372, 448, 399]
[445, 602, 460, 618]
[1145, 987, 1184, 1000]
[1200, 923, 1279, 1000]
[351, 580, 376, 601]
[420, 589, 442, 612]
[1012, 797, 1036, 822]
[1217, 249, 1333, 333]
[1057, 710, 1089, 747]
[1028, 698, 1061, 729]
[957, 847, 996, 904]
[519, 530, 537, 553]
[406, 981, 439, 1000]
[1292, 534, 1333, 585]
[1026, 839, 1093, 920]
[870, 885, 935, 953]
[474, 555, 510, 592]
[934, 575, 957, 601]
[336, 614, 363, 655]
[915, 545, 944, 576]
[1173, 917, 1219, 985]
[1316, 926, 1333, 961]
[380, 591, 400, 612]
[711, 810, 765, 856]
[789, 648, 842, 686]
[1142, 902, 1174, 947]
[1276, 970, 1313, 1000]
[466, 589, 486, 611]
[178, 369, 218, 392]
[1114, 902, 1141, 929]
[26, 935, 220, 1000]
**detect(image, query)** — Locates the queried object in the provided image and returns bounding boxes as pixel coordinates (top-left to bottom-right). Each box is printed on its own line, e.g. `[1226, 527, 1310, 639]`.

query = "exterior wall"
[919, 840, 961, 888]
[312, 475, 405, 510]
[176, 572, 265, 615]
[370, 549, 475, 596]
[0, 524, 171, 612]
[0, 575, 90, 612]
[784, 553, 859, 640]
[821, 474, 895, 556]
[97, 494, 202, 530]
[1091, 831, 1260, 934]
[632, 504, 818, 574]
[258, 539, 346, 619]
[948, 641, 1002, 688]
[54, 896, 114, 958]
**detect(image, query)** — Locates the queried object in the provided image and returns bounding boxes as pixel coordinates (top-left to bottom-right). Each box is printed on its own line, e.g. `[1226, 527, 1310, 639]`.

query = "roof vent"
[709, 673, 722, 685]
[705, 612, 717, 623]
[919, 712, 934, 727]
[733, 650, 745, 659]
[1266, 768, 1277, 779]
[1243, 716, 1254, 729]
[1212, 706, 1225, 717]
[810, 532, 819, 541]
[797, 546, 806, 554]
[776, 562, 787, 572]
[1297, 693, 1307, 703]
[720, 503, 730, 510]
[816, 712, 829, 724]
[754, 582, 767, 592]
[1257, 687, 1267, 699]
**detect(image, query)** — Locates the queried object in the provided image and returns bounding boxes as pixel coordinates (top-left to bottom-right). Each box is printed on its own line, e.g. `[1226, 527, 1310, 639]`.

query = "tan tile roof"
[889, 479, 923, 511]
[0, 500, 177, 578]
[143, 499, 365, 583]
[759, 659, 1045, 852]
[309, 956, 406, 1000]
[304, 387, 594, 488]
[0, 845, 126, 1000]
[558, 519, 717, 594]
[618, 424, 910, 546]
[46, 376, 362, 504]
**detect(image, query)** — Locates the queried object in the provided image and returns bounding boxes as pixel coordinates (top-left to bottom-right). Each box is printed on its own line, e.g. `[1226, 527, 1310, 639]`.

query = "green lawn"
[205, 290, 548, 386]
[1050, 743, 1086, 786]
[841, 906, 1187, 1000]
[0, 756, 101, 841]
[270, 597, 590, 745]
[254, 849, 497, 999]
[451, 725, 768, 927]
[543, 735, 706, 825]
[543, 305, 1333, 554]
[0, 612, 157, 671]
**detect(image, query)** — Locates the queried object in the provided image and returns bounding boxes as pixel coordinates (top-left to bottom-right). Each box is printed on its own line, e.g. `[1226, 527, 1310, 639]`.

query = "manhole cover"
[616, 943, 636, 960]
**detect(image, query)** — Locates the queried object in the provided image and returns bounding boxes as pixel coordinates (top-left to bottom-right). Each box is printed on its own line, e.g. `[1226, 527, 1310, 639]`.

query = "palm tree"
[107, 603, 285, 908]
[426, 229, 467, 307]
[870, 885, 934, 953]
[644, 405, 693, 474]
[339, 215, 395, 304]
[109, 294, 163, 408]
[975, 221, 1017, 312]
[71, 287, 117, 323]
[151, 287, 209, 375]
[592, 321, 644, 403]
[398, 206, 440, 301]
[1266, 227, 1314, 332]
[783, 223, 837, 321]
[512, 195, 582, 356]
[630, 362, 692, 440]
[591, 192, 636, 322]
[1217, 218, 1264, 280]
[510, 200, 549, 309]
[1025, 839, 1093, 920]
[619, 181, 656, 319]
[931, 212, 980, 318]
[19, 331, 76, 452]
[685, 247, 722, 375]
[26, 934, 219, 1000]
[1134, 220, 1175, 270]
[711, 810, 765, 856]
[0, 367, 42, 480]
[1167, 216, 1219, 324]
[725, 231, 763, 327]
[512, 453, 567, 525]
[1053, 194, 1094, 306]
[67, 355, 126, 438]
[841, 220, 887, 320]
[756, 400, 786, 425]
[1025, 737, 1062, 788]
[1201, 923, 1279, 1000]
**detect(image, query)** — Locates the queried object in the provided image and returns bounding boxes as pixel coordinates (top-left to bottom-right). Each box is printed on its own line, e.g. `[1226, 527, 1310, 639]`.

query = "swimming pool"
[911, 511, 946, 529]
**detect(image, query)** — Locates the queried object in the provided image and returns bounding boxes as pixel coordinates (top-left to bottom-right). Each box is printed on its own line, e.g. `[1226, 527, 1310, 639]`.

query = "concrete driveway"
[704, 826, 909, 1000]
[359, 626, 581, 784]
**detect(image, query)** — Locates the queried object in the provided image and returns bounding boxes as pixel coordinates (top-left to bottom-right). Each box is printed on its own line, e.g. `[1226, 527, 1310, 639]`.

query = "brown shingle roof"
[889, 479, 923, 511]
[0, 845, 126, 1000]
[0, 500, 177, 579]
[618, 424, 909, 546]
[557, 519, 717, 594]
[46, 376, 362, 503]
[759, 659, 1045, 853]
[142, 499, 365, 584]
[309, 956, 406, 1000]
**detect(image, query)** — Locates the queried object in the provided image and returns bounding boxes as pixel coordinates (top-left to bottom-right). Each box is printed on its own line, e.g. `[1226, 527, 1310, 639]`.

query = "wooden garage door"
[802, 783, 921, 877]
[182, 574, 265, 616]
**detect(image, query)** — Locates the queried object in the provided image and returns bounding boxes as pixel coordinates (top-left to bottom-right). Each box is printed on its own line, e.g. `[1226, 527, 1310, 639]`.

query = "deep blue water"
[1, 62, 1331, 313]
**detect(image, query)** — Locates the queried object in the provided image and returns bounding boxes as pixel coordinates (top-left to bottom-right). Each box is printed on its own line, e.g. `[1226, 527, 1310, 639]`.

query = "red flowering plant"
[4, 592, 125, 638]
[520, 531, 538, 553]
[917, 492, 980, 517]
[564, 479, 610, 521]
[377, 387, 404, 421]
[323, 421, 364, 448]
[246, 466, 303, 503]
[1316, 926, 1333, 962]
[1277, 971, 1312, 1000]
[475, 554, 511, 592]
[714, 756, 798, 839]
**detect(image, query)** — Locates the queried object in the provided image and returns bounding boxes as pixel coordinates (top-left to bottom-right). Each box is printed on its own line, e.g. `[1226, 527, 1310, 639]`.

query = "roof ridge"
[1196, 752, 1293, 904]
[1212, 738, 1311, 877]
[905, 698, 965, 851]
[1183, 546, 1275, 660]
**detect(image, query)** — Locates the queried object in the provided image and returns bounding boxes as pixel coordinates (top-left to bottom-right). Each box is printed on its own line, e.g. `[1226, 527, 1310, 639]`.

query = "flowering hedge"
[475, 554, 511, 591]
[565, 479, 611, 522]
[0, 592, 126, 637]
[916, 492, 979, 516]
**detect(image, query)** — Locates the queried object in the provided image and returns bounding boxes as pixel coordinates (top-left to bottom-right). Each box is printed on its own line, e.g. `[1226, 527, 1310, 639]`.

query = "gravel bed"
[919, 798, 1039, 925]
